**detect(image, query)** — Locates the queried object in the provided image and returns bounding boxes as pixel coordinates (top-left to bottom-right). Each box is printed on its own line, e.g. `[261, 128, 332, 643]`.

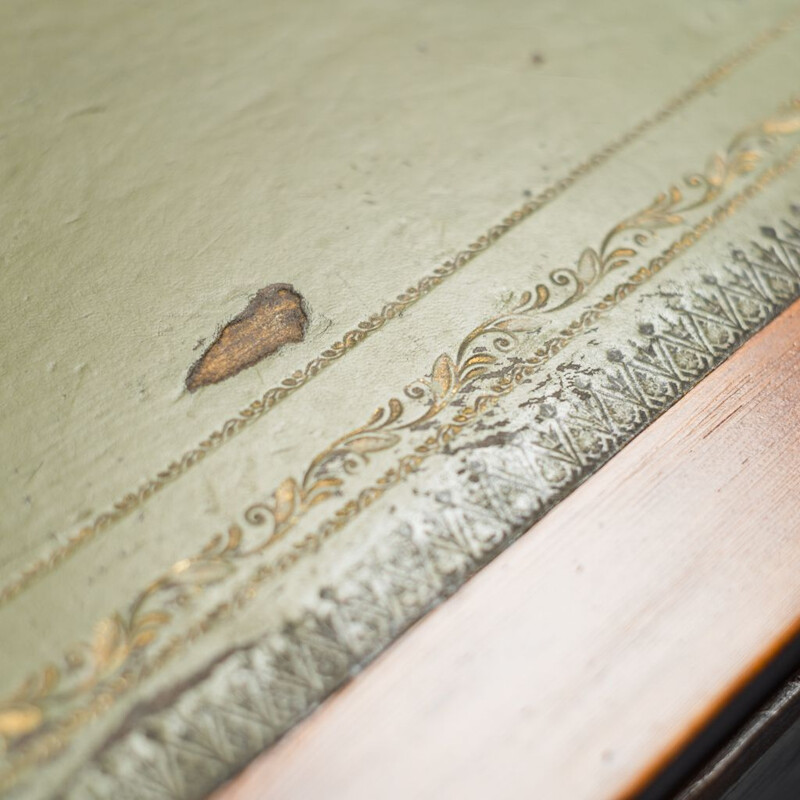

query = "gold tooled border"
[123, 145, 800, 699]
[3, 131, 800, 793]
[2, 10, 798, 608]
[67, 205, 800, 800]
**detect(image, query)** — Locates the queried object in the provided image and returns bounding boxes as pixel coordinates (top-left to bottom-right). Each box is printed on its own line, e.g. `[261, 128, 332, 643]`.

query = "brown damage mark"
[186, 284, 307, 392]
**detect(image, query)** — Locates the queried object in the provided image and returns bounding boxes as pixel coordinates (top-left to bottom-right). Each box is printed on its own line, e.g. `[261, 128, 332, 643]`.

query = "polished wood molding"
[213, 299, 800, 800]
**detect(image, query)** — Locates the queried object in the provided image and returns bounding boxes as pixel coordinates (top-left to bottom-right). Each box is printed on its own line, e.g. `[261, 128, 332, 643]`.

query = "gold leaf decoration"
[168, 559, 235, 587]
[540, 96, 800, 310]
[0, 705, 42, 739]
[764, 115, 800, 135]
[3, 96, 800, 780]
[430, 353, 458, 400]
[90, 615, 130, 676]
[271, 478, 299, 527]
[344, 433, 401, 456]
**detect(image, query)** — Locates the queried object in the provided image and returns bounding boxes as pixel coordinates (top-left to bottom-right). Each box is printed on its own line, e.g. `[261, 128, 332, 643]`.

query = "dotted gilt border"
[3, 91, 800, 792]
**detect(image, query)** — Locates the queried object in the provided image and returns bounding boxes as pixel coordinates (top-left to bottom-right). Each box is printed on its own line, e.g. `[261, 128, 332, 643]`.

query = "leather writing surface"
[2, 1, 800, 797]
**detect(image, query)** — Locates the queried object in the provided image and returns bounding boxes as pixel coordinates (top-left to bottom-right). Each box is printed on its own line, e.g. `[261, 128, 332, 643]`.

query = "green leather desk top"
[2, 1, 800, 797]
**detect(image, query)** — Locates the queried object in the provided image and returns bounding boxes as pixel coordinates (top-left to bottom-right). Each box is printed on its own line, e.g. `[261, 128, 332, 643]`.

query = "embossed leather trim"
[62, 207, 800, 800]
[2, 95, 800, 793]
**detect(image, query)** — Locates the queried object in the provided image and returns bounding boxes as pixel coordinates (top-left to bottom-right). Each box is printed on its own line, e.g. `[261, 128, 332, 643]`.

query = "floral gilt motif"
[535, 97, 800, 309]
[2, 104, 800, 781]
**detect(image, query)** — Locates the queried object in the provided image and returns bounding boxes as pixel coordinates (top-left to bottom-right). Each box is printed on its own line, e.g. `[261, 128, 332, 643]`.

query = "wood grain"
[213, 299, 800, 800]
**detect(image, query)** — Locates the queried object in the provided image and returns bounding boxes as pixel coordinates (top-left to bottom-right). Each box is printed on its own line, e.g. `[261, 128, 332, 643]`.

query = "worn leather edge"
[5, 105, 800, 792]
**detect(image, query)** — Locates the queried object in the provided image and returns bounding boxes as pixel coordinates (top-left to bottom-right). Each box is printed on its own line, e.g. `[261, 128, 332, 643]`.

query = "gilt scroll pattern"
[63, 212, 800, 800]
[534, 99, 800, 308]
[2, 106, 800, 785]
[132, 97, 800, 565]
